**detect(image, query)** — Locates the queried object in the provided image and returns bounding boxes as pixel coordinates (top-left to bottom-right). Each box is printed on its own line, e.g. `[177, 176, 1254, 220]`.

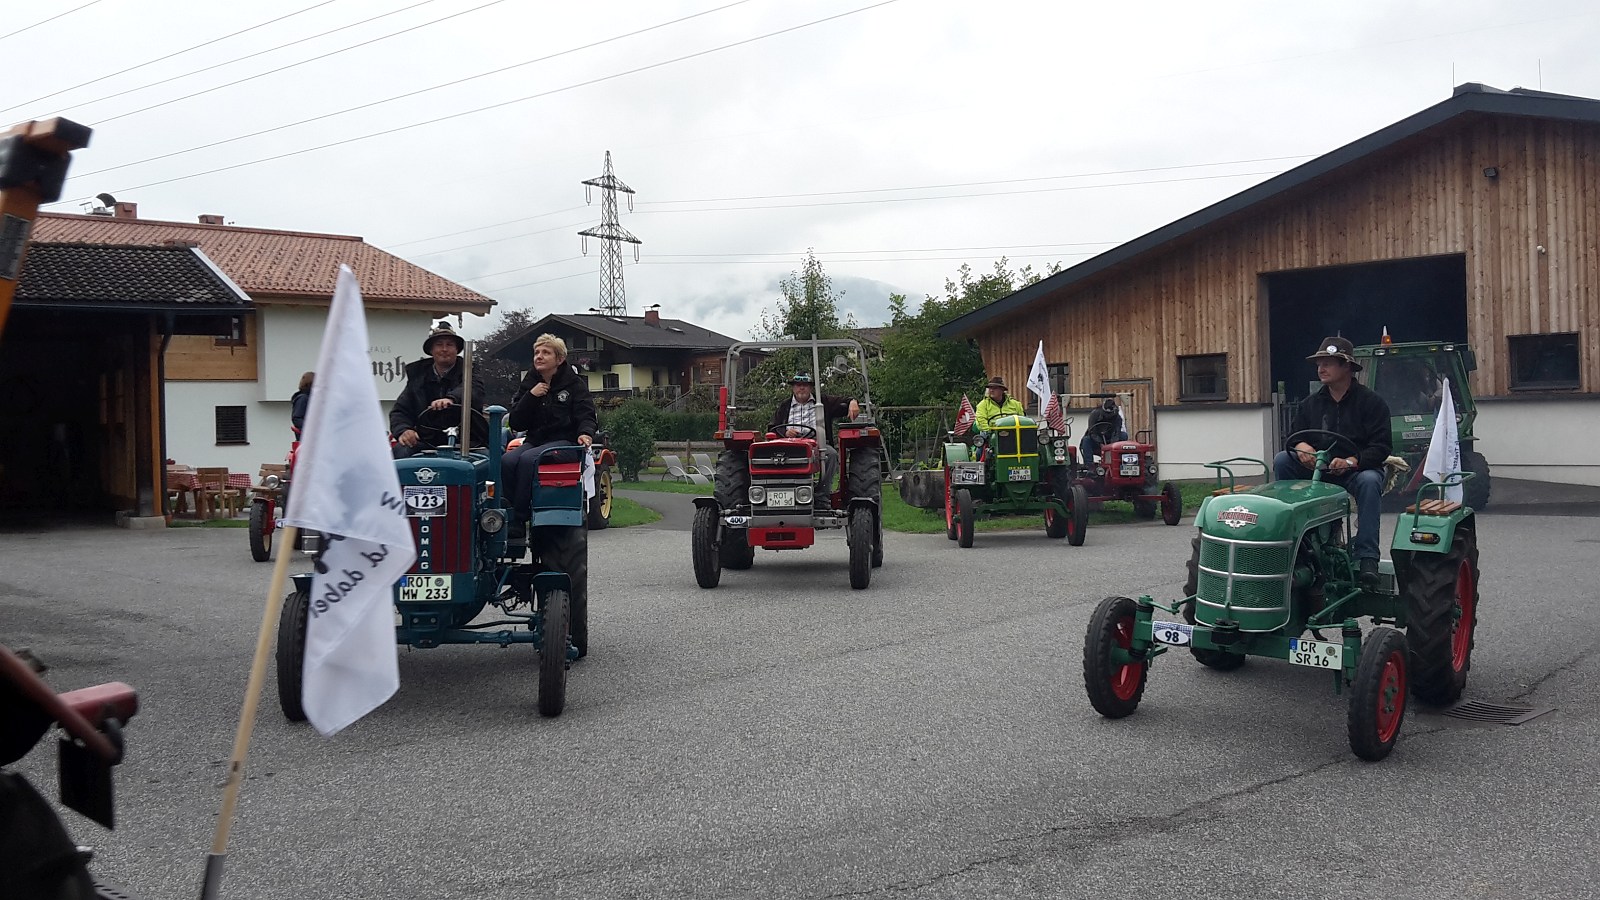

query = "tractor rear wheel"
[944, 469, 957, 540]
[274, 589, 310, 722]
[249, 499, 273, 562]
[848, 509, 873, 589]
[1161, 481, 1183, 526]
[955, 488, 976, 548]
[585, 464, 613, 530]
[1083, 595, 1148, 718]
[537, 588, 569, 717]
[542, 526, 588, 657]
[847, 446, 883, 501]
[1462, 449, 1491, 510]
[719, 527, 754, 569]
[714, 450, 749, 511]
[1348, 626, 1408, 761]
[1397, 531, 1479, 705]
[692, 505, 721, 588]
[1066, 484, 1089, 546]
[1183, 536, 1246, 671]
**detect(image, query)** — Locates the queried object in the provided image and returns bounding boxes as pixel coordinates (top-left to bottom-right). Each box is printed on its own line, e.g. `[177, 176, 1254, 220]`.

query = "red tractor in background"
[692, 340, 886, 590]
[1069, 392, 1183, 525]
[247, 441, 326, 561]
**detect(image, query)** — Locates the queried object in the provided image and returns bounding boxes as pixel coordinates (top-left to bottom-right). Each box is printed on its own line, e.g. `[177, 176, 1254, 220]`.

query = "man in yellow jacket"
[973, 376, 1025, 459]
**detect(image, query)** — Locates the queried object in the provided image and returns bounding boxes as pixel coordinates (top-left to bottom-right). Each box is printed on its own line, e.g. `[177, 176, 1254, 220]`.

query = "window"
[602, 373, 620, 391]
[1509, 332, 1580, 391]
[1179, 354, 1228, 401]
[215, 406, 248, 444]
[214, 315, 246, 348]
[1047, 362, 1070, 397]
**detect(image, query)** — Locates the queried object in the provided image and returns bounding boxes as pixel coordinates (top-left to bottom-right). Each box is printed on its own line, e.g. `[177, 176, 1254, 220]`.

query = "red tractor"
[247, 441, 324, 561]
[1070, 393, 1183, 525]
[692, 340, 886, 589]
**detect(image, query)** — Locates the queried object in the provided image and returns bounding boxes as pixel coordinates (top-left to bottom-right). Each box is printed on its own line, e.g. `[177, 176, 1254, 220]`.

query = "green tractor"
[1082, 429, 1480, 761]
[942, 414, 1089, 548]
[1353, 337, 1490, 509]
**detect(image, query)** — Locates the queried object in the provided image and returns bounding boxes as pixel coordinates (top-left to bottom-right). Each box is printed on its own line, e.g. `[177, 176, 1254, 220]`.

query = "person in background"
[290, 371, 313, 438]
[972, 376, 1024, 460]
[390, 321, 486, 458]
[768, 373, 859, 508]
[1080, 397, 1128, 463]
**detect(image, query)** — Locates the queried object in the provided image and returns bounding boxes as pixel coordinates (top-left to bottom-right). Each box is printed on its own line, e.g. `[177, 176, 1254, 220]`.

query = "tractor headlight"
[262, 474, 281, 489]
[1148, 463, 1158, 477]
[1095, 465, 1105, 477]
[795, 485, 813, 505]
[479, 508, 507, 534]
[749, 485, 766, 504]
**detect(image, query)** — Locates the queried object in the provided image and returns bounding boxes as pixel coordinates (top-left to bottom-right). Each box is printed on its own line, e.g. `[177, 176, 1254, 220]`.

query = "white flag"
[285, 266, 417, 735]
[1420, 377, 1464, 504]
[1026, 341, 1051, 417]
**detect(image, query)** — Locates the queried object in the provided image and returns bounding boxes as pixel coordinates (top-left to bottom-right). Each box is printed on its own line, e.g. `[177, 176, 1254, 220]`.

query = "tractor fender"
[943, 443, 971, 465]
[1392, 508, 1475, 555]
[530, 570, 571, 595]
[692, 497, 720, 511]
[848, 496, 880, 521]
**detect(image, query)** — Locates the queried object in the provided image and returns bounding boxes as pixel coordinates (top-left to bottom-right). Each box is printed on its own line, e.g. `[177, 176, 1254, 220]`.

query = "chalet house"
[940, 84, 1600, 487]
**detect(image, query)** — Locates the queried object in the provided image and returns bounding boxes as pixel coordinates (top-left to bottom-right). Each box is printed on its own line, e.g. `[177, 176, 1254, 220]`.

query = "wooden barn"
[940, 83, 1599, 487]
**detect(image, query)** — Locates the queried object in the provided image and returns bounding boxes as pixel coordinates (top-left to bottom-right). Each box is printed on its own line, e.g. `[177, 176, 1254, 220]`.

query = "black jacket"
[1086, 405, 1123, 440]
[1289, 380, 1392, 471]
[768, 394, 853, 438]
[508, 364, 597, 447]
[390, 358, 487, 446]
[290, 389, 310, 435]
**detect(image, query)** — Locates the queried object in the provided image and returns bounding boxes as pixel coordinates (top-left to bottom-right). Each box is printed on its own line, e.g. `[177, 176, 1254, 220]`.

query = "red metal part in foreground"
[718, 386, 728, 432]
[749, 527, 815, 549]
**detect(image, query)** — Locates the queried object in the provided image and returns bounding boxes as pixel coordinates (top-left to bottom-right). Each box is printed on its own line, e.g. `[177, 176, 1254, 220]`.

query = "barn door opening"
[1101, 377, 1155, 443]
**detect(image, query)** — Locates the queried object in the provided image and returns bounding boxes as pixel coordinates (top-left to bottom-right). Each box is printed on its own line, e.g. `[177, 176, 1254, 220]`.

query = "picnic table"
[166, 466, 252, 518]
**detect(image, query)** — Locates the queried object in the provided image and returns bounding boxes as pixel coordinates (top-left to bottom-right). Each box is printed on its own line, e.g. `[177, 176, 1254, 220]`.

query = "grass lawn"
[607, 496, 661, 526]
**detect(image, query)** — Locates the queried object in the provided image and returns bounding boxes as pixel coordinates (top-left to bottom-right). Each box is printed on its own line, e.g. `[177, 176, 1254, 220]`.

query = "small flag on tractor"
[1026, 340, 1051, 415]
[1043, 391, 1066, 433]
[1420, 376, 1464, 504]
[954, 394, 976, 436]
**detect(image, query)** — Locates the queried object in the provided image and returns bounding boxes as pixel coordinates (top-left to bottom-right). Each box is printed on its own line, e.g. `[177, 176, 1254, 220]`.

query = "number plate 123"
[1289, 637, 1342, 669]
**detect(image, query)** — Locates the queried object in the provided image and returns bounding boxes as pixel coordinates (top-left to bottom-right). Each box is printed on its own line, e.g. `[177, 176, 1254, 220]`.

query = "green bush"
[598, 408, 721, 442]
[605, 400, 658, 481]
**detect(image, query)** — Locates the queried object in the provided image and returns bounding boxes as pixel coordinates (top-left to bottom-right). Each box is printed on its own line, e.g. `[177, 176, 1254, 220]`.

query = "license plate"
[1008, 466, 1031, 482]
[953, 467, 983, 484]
[1402, 429, 1431, 440]
[398, 574, 451, 602]
[766, 488, 795, 507]
[1122, 453, 1139, 463]
[403, 485, 447, 517]
[1288, 637, 1343, 669]
[1152, 621, 1192, 645]
[1120, 465, 1141, 476]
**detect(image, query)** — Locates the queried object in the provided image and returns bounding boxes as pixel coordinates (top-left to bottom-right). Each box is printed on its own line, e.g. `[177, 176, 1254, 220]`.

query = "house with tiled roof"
[16, 205, 493, 515]
[491, 308, 752, 407]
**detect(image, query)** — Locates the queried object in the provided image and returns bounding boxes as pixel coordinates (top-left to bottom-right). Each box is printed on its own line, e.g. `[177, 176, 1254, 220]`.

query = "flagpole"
[200, 524, 300, 900]
[459, 339, 473, 450]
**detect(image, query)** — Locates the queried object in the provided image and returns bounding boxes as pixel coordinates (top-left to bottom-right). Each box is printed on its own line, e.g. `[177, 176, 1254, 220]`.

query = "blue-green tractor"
[1082, 429, 1480, 761]
[942, 414, 1089, 548]
[275, 406, 584, 719]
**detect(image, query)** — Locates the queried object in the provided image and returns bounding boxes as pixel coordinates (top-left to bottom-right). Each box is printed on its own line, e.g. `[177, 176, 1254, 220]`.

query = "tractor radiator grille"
[996, 428, 1038, 459]
[408, 485, 473, 574]
[1194, 533, 1294, 631]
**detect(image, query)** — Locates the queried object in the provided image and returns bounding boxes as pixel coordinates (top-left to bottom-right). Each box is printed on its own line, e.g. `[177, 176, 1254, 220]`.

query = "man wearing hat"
[768, 374, 859, 507]
[1276, 335, 1392, 586]
[390, 320, 487, 458]
[975, 376, 1025, 433]
[1080, 396, 1129, 464]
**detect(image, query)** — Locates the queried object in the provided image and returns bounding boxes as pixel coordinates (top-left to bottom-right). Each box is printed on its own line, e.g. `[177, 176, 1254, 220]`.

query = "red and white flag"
[1043, 391, 1066, 433]
[954, 394, 976, 436]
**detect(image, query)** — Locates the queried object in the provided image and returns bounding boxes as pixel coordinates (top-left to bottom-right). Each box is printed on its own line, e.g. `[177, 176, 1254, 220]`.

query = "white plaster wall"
[257, 306, 434, 402]
[1154, 407, 1276, 481]
[1474, 399, 1600, 486]
[166, 380, 398, 472]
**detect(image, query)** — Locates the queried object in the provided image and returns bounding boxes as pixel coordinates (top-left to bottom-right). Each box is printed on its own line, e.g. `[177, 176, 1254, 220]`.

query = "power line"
[57, 0, 903, 200]
[1, 0, 345, 115]
[382, 206, 588, 249]
[71, 0, 754, 174]
[0, 0, 105, 44]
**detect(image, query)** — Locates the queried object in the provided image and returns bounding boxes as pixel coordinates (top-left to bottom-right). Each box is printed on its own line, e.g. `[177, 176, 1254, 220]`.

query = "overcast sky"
[12, 0, 1600, 340]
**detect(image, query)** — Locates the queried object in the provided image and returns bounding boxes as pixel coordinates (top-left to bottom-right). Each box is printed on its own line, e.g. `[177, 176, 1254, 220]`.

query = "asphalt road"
[3, 502, 1598, 900]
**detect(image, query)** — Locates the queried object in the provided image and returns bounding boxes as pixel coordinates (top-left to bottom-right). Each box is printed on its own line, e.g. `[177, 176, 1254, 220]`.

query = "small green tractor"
[1082, 429, 1481, 761]
[1353, 337, 1490, 509]
[942, 414, 1089, 548]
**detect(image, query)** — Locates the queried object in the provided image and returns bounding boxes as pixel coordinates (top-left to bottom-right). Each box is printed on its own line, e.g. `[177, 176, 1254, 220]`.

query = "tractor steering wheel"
[1284, 429, 1360, 470]
[782, 424, 819, 440]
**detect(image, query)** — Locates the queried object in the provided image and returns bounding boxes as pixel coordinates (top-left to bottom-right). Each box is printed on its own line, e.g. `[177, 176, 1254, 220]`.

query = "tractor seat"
[1210, 485, 1251, 497]
[536, 461, 583, 487]
[1405, 498, 1462, 515]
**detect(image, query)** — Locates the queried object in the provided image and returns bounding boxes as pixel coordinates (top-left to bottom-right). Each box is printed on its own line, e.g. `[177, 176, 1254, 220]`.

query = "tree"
[471, 307, 536, 408]
[755, 250, 856, 341]
[605, 399, 657, 481]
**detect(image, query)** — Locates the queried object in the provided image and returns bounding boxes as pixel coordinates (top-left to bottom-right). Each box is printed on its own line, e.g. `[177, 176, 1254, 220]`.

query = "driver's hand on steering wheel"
[1293, 441, 1317, 469]
[398, 428, 420, 448]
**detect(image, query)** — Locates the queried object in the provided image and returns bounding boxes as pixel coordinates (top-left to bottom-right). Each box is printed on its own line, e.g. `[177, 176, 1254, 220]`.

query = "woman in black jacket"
[503, 333, 598, 523]
[290, 371, 313, 437]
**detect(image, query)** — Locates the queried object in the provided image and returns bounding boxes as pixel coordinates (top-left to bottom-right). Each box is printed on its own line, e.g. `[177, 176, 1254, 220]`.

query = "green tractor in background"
[1082, 430, 1481, 761]
[942, 414, 1089, 547]
[1353, 337, 1490, 509]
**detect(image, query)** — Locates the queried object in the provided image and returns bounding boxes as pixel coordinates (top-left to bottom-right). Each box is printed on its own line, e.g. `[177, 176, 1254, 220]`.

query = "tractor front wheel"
[955, 488, 976, 548]
[1348, 626, 1408, 761]
[537, 588, 569, 717]
[249, 498, 273, 562]
[713, 450, 749, 511]
[848, 509, 873, 589]
[1065, 484, 1089, 546]
[719, 527, 755, 570]
[847, 446, 883, 502]
[1183, 536, 1246, 671]
[1160, 481, 1183, 526]
[1083, 595, 1148, 718]
[1044, 500, 1069, 539]
[274, 589, 310, 722]
[1397, 531, 1480, 705]
[692, 505, 722, 588]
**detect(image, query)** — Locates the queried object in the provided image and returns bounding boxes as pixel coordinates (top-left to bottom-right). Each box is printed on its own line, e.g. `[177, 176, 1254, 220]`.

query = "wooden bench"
[1405, 498, 1462, 515]
[1210, 485, 1251, 497]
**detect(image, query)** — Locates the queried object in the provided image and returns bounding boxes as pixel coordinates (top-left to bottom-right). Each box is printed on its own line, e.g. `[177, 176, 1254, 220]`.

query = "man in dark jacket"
[768, 374, 858, 508]
[1275, 335, 1392, 586]
[1080, 397, 1128, 462]
[390, 321, 487, 458]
